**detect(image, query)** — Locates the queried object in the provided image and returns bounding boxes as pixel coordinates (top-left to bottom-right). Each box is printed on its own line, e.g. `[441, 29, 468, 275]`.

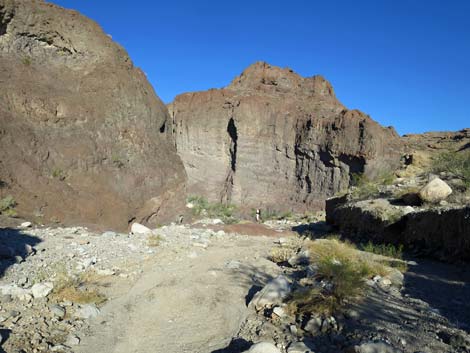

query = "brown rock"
[0, 0, 186, 230]
[170, 62, 404, 211]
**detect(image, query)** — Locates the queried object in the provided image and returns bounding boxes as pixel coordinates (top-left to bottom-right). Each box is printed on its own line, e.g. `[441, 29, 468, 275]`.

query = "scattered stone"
[50, 304, 66, 319]
[348, 341, 401, 353]
[287, 341, 314, 353]
[65, 334, 81, 346]
[244, 342, 281, 353]
[74, 304, 100, 319]
[250, 276, 291, 310]
[19, 221, 32, 228]
[31, 282, 54, 299]
[272, 306, 286, 318]
[288, 250, 310, 266]
[304, 315, 322, 335]
[130, 222, 152, 235]
[418, 178, 452, 203]
[186, 202, 194, 209]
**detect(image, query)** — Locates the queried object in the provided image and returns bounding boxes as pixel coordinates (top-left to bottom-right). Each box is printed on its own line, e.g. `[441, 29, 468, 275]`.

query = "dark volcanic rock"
[0, 0, 186, 230]
[169, 62, 404, 211]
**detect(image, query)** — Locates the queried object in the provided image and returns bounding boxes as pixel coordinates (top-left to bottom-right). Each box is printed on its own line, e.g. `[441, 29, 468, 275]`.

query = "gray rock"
[288, 250, 310, 267]
[304, 316, 322, 335]
[50, 304, 66, 319]
[31, 282, 54, 298]
[74, 304, 100, 319]
[250, 275, 291, 310]
[244, 342, 281, 353]
[65, 334, 80, 346]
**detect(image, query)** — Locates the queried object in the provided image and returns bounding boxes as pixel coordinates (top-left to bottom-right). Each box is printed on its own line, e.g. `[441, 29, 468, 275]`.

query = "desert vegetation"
[187, 195, 238, 223]
[432, 150, 470, 189]
[0, 195, 17, 217]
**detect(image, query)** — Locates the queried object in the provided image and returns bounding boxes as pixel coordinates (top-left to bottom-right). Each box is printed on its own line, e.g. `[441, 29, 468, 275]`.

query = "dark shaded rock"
[0, 0, 186, 230]
[327, 195, 470, 261]
[170, 62, 404, 212]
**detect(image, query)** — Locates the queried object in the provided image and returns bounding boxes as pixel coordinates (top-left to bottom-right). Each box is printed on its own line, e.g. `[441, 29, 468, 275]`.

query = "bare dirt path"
[75, 228, 284, 353]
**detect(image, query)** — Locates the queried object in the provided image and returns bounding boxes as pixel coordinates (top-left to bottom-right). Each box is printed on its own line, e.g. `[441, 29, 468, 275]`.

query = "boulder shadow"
[0, 328, 11, 353]
[211, 338, 252, 353]
[403, 259, 470, 332]
[0, 227, 42, 278]
[291, 221, 332, 238]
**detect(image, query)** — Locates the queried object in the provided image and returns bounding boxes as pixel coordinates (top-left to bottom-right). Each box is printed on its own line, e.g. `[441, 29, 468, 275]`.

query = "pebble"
[65, 334, 80, 346]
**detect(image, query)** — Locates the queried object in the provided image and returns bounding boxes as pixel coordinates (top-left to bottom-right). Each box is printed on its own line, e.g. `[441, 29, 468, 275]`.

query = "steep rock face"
[169, 62, 403, 211]
[0, 0, 186, 230]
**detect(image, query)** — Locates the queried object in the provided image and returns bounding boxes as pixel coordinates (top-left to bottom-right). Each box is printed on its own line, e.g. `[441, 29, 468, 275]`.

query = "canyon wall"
[0, 0, 186, 230]
[169, 62, 404, 211]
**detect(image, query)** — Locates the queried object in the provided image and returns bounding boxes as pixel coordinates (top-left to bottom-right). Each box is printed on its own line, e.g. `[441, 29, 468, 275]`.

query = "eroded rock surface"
[0, 0, 186, 230]
[169, 62, 404, 212]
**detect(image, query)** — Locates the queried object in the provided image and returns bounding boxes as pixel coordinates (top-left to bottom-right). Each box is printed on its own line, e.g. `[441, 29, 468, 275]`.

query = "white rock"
[402, 206, 415, 215]
[74, 304, 100, 319]
[272, 306, 286, 318]
[419, 177, 452, 203]
[19, 221, 32, 228]
[244, 342, 281, 353]
[65, 334, 80, 346]
[31, 282, 54, 298]
[96, 269, 115, 276]
[250, 275, 291, 310]
[130, 222, 152, 235]
[186, 202, 194, 209]
[287, 341, 314, 353]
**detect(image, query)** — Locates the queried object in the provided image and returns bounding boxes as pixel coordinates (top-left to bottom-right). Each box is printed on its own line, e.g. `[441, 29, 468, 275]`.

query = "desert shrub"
[289, 238, 397, 316]
[349, 171, 397, 200]
[269, 247, 295, 263]
[0, 195, 17, 216]
[22, 56, 31, 66]
[111, 154, 125, 168]
[362, 241, 403, 259]
[187, 195, 237, 223]
[251, 208, 294, 221]
[52, 270, 106, 305]
[147, 234, 163, 247]
[51, 167, 66, 180]
[432, 151, 470, 189]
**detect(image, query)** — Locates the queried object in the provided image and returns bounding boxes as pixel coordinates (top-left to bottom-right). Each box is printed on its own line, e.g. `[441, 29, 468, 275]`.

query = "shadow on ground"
[0, 227, 41, 278]
[291, 221, 332, 238]
[403, 259, 470, 331]
[0, 329, 10, 353]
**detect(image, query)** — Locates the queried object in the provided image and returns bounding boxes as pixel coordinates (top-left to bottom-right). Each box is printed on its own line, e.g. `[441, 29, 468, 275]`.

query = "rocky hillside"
[169, 62, 404, 212]
[0, 0, 186, 230]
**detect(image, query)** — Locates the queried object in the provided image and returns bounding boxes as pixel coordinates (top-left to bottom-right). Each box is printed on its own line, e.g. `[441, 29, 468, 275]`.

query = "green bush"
[432, 151, 470, 189]
[187, 195, 237, 223]
[0, 195, 16, 214]
[362, 241, 403, 259]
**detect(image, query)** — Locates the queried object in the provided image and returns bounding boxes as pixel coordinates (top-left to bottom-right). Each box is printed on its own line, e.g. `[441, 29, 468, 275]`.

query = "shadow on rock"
[0, 328, 11, 353]
[0, 227, 42, 278]
[211, 338, 252, 353]
[403, 259, 470, 331]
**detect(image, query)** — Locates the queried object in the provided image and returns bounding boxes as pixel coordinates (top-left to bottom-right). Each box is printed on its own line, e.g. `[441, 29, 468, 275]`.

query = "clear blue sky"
[49, 0, 469, 135]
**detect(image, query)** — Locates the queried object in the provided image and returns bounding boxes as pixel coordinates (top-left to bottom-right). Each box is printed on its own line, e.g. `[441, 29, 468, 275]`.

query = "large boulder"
[169, 62, 404, 211]
[0, 0, 186, 230]
[419, 178, 452, 203]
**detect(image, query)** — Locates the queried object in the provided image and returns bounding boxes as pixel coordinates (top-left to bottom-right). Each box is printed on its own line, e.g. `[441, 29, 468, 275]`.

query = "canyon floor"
[0, 218, 470, 353]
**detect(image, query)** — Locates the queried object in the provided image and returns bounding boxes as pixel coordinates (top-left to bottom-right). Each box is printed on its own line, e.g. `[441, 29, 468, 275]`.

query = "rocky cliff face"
[169, 62, 404, 211]
[0, 0, 186, 230]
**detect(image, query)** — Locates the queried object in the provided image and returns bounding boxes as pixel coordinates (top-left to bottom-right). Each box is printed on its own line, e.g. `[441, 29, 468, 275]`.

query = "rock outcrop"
[0, 0, 186, 229]
[170, 62, 404, 211]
